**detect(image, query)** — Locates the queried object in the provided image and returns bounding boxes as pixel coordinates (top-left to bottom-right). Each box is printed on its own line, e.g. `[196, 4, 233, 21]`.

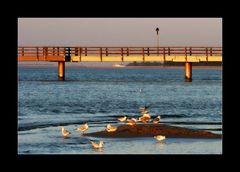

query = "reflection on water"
[156, 141, 166, 145]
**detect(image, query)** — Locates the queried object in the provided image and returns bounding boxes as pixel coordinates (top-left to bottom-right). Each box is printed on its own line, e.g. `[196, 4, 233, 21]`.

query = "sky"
[18, 18, 222, 66]
[18, 18, 222, 46]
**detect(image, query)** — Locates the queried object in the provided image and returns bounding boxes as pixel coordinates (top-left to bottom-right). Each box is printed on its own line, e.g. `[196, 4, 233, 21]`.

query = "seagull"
[138, 116, 149, 123]
[61, 127, 71, 137]
[153, 116, 161, 124]
[117, 116, 127, 122]
[143, 113, 151, 119]
[139, 106, 149, 114]
[90, 141, 104, 149]
[76, 123, 89, 133]
[106, 124, 117, 132]
[154, 135, 166, 141]
[126, 118, 137, 125]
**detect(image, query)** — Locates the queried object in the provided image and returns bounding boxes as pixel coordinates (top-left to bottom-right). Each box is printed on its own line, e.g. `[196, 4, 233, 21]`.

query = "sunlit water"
[18, 67, 222, 154]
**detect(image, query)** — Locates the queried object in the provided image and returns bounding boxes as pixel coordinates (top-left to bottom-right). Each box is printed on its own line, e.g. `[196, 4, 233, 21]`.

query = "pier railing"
[18, 46, 222, 57]
[17, 46, 222, 81]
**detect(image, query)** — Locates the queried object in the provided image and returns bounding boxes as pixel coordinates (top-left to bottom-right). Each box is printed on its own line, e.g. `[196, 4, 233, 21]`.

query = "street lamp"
[155, 27, 159, 55]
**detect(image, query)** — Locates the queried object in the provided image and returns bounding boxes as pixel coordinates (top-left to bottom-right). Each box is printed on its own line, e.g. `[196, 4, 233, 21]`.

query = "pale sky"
[18, 18, 222, 46]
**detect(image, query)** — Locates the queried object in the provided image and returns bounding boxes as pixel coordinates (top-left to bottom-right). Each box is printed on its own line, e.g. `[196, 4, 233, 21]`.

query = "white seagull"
[76, 123, 89, 133]
[106, 124, 117, 132]
[143, 113, 151, 119]
[117, 116, 127, 122]
[154, 135, 166, 141]
[61, 127, 71, 137]
[126, 118, 137, 125]
[90, 141, 104, 149]
[138, 116, 149, 123]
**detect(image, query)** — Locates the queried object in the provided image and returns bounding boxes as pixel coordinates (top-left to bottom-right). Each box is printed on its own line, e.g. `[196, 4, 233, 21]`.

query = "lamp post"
[156, 27, 159, 56]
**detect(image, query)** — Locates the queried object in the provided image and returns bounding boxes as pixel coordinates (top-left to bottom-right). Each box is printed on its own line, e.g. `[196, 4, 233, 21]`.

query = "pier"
[18, 46, 222, 81]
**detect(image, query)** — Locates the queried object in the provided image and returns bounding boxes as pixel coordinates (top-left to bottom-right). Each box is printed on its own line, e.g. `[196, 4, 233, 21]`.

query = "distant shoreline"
[18, 65, 222, 69]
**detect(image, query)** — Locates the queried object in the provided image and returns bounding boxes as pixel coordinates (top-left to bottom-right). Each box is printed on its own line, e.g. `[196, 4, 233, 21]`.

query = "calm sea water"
[18, 67, 222, 154]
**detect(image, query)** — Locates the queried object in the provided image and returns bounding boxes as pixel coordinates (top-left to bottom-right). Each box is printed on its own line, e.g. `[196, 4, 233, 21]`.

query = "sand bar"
[84, 124, 222, 138]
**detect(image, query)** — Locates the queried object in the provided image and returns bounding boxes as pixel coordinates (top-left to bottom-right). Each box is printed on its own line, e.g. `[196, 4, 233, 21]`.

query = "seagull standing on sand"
[138, 116, 149, 123]
[126, 118, 137, 125]
[106, 124, 117, 132]
[138, 113, 151, 123]
[154, 135, 166, 141]
[143, 113, 151, 119]
[76, 123, 89, 133]
[61, 127, 71, 137]
[90, 141, 104, 149]
[153, 116, 161, 124]
[117, 116, 127, 122]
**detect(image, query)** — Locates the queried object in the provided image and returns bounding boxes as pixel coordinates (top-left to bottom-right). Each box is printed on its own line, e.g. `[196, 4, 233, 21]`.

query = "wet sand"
[84, 124, 222, 138]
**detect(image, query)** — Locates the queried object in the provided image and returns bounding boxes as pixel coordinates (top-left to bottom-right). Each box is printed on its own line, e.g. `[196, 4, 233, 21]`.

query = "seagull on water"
[61, 127, 71, 137]
[90, 141, 104, 149]
[117, 116, 127, 122]
[153, 116, 161, 124]
[106, 124, 117, 132]
[154, 135, 166, 141]
[76, 123, 89, 133]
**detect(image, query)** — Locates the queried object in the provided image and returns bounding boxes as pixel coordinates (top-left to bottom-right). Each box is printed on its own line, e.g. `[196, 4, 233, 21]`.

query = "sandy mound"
[84, 124, 221, 138]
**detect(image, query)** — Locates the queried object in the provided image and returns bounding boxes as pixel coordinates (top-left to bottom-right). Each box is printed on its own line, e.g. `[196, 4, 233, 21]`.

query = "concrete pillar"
[185, 62, 192, 82]
[58, 61, 65, 81]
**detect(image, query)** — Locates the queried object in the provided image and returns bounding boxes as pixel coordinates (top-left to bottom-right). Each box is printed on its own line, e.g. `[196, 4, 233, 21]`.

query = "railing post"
[80, 48, 82, 61]
[57, 47, 59, 56]
[163, 47, 165, 61]
[168, 47, 170, 56]
[210, 48, 212, 56]
[185, 47, 187, 61]
[127, 48, 129, 56]
[43, 47, 47, 60]
[189, 47, 192, 56]
[100, 48, 102, 61]
[63, 47, 66, 57]
[36, 47, 39, 60]
[106, 48, 108, 56]
[75, 47, 78, 56]
[22, 47, 24, 56]
[121, 48, 123, 61]
[206, 48, 208, 61]
[85, 48, 87, 56]
[46, 47, 48, 59]
[147, 47, 150, 56]
[142, 48, 145, 62]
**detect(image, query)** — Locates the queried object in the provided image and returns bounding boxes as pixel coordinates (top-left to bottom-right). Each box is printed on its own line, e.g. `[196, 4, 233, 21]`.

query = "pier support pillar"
[58, 61, 65, 81]
[185, 62, 192, 82]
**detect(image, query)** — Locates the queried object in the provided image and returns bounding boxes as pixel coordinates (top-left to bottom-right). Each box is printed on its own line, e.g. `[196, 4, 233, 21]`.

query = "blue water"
[18, 67, 222, 154]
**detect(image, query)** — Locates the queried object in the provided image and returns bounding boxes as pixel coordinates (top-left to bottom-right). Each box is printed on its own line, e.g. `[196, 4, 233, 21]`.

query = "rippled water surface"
[18, 67, 222, 154]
